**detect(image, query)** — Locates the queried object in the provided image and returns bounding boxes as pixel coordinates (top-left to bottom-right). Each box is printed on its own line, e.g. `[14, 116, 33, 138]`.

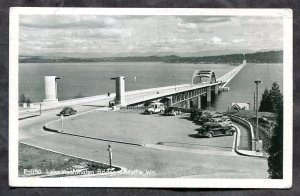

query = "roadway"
[19, 81, 214, 120]
[18, 98, 268, 178]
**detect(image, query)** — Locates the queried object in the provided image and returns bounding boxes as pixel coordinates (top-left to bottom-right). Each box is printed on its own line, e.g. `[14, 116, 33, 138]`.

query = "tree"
[257, 82, 283, 178]
[269, 82, 283, 114]
[259, 88, 272, 112]
[267, 105, 283, 178]
[26, 97, 31, 105]
[258, 82, 283, 113]
[19, 94, 27, 104]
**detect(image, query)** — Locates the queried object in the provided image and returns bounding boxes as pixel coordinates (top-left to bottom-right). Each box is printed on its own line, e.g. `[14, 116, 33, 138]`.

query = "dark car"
[196, 122, 235, 138]
[196, 113, 209, 124]
[164, 107, 182, 116]
[190, 109, 203, 120]
[59, 106, 77, 116]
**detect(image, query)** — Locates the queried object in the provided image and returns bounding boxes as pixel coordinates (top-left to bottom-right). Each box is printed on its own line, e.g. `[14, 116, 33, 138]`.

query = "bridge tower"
[111, 76, 126, 106]
[43, 76, 61, 105]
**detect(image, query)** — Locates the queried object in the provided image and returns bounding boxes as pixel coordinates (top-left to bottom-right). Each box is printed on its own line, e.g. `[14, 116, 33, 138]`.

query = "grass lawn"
[19, 143, 120, 177]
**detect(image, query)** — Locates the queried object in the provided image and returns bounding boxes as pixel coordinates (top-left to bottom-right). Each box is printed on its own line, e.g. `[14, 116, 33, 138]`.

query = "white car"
[145, 102, 165, 114]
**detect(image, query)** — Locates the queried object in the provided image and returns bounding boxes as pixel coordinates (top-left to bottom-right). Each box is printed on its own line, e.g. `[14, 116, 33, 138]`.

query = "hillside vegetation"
[19, 50, 283, 64]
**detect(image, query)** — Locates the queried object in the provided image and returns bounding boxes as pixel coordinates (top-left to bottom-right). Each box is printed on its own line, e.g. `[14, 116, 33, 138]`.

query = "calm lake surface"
[19, 62, 283, 111]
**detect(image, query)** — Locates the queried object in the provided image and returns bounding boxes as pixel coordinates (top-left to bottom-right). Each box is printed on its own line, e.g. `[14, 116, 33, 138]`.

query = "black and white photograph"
[9, 8, 293, 188]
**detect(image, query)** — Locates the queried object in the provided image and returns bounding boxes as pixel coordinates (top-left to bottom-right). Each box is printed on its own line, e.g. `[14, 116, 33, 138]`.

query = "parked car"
[196, 122, 235, 138]
[211, 113, 223, 118]
[59, 106, 77, 116]
[145, 102, 165, 114]
[109, 97, 116, 107]
[210, 117, 233, 126]
[190, 109, 203, 120]
[209, 118, 223, 123]
[164, 107, 182, 116]
[196, 113, 209, 124]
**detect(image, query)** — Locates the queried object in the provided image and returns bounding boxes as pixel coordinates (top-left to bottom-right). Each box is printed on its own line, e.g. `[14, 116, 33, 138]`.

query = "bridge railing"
[217, 61, 246, 87]
[120, 106, 195, 113]
[120, 106, 149, 111]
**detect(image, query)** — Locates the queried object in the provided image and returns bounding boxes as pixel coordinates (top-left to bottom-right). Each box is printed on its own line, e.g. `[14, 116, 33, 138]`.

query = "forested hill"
[19, 50, 283, 64]
[165, 50, 283, 64]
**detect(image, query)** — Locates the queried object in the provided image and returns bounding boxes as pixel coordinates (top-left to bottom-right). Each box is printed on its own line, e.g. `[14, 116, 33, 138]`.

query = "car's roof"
[211, 118, 222, 120]
[205, 122, 221, 126]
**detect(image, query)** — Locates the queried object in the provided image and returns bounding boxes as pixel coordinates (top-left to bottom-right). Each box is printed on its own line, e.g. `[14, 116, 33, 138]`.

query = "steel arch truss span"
[192, 70, 216, 85]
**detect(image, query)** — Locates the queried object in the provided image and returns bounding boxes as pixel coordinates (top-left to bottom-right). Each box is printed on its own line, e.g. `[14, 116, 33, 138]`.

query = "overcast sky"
[19, 15, 283, 57]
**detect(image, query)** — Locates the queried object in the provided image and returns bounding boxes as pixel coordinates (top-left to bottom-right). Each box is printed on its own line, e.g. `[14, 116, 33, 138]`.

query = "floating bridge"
[22, 60, 247, 112]
[115, 60, 247, 109]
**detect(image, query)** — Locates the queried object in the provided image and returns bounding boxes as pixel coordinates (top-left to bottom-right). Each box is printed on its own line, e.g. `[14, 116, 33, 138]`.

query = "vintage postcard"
[9, 8, 293, 188]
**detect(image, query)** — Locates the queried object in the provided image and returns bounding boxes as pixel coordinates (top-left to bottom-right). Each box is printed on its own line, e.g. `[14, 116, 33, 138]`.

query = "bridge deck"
[125, 82, 218, 105]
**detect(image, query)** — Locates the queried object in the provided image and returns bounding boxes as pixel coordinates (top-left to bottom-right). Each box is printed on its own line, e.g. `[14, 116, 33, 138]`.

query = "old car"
[196, 113, 210, 125]
[210, 117, 233, 127]
[59, 106, 77, 116]
[196, 122, 235, 138]
[164, 107, 182, 116]
[145, 102, 165, 114]
[109, 97, 116, 107]
[190, 109, 203, 120]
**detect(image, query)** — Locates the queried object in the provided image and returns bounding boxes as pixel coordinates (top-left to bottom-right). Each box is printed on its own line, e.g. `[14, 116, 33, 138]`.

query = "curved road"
[18, 101, 268, 178]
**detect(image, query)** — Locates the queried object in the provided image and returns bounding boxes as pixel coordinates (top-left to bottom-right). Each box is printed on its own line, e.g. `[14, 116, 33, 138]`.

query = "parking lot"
[48, 110, 234, 152]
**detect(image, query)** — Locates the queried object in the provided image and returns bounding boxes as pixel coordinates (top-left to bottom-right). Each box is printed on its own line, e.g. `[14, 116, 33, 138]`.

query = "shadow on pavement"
[19, 115, 40, 121]
[188, 133, 205, 138]
[179, 116, 193, 121]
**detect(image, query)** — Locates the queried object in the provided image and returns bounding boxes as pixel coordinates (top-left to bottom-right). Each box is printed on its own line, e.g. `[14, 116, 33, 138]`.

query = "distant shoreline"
[19, 50, 283, 64]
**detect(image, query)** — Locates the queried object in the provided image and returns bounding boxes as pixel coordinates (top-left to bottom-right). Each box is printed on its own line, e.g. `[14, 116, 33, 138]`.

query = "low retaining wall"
[230, 115, 255, 151]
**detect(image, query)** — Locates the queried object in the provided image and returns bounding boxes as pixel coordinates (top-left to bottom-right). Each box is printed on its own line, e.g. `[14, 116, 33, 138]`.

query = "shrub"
[26, 97, 31, 105]
[19, 94, 27, 104]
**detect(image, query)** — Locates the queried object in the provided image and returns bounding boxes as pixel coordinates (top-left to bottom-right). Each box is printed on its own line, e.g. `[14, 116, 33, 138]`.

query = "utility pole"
[253, 91, 256, 111]
[61, 115, 64, 133]
[107, 145, 112, 169]
[254, 79, 261, 141]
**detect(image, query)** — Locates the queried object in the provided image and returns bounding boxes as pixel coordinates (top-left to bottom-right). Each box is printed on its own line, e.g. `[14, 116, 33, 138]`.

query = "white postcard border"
[9, 7, 293, 188]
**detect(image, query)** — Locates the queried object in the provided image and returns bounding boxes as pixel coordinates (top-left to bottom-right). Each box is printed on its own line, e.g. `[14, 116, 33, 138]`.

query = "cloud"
[179, 16, 231, 24]
[20, 15, 119, 29]
[232, 39, 245, 44]
[177, 22, 197, 29]
[19, 14, 283, 57]
[206, 36, 225, 46]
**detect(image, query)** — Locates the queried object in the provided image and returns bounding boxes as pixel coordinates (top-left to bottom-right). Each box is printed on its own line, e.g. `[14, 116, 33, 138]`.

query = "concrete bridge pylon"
[43, 76, 61, 106]
[111, 76, 126, 106]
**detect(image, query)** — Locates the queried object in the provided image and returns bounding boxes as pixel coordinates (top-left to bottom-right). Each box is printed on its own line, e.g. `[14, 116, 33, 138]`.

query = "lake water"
[19, 62, 283, 111]
[213, 63, 283, 111]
